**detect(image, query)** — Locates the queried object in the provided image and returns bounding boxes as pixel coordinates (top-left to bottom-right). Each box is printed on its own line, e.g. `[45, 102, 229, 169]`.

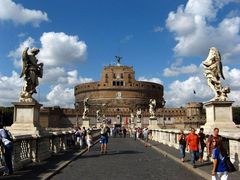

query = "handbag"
[225, 157, 236, 172]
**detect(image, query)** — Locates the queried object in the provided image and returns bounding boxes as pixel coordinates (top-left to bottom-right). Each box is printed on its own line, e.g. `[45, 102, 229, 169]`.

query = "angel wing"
[20, 47, 29, 78]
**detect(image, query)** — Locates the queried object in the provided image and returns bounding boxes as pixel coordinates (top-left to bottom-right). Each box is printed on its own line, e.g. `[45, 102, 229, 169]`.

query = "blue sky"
[0, 0, 240, 108]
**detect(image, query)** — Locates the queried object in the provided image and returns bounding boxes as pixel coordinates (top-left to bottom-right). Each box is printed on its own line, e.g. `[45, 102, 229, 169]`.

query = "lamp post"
[162, 100, 166, 128]
[74, 102, 80, 127]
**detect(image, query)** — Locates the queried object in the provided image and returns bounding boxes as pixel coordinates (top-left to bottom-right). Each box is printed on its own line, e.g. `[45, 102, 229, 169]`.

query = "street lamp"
[162, 99, 166, 128]
[74, 102, 80, 127]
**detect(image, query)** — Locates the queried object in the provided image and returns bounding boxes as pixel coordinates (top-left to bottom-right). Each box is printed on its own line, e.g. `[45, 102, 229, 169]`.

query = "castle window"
[113, 73, 116, 79]
[113, 81, 124, 86]
[128, 74, 131, 79]
[121, 73, 123, 78]
[105, 74, 108, 78]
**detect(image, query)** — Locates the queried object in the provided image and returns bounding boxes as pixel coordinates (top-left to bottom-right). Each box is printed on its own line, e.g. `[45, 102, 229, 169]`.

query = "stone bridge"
[0, 128, 240, 180]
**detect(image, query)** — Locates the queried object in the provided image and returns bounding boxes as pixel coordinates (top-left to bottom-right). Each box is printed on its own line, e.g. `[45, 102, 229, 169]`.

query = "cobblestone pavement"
[52, 137, 203, 180]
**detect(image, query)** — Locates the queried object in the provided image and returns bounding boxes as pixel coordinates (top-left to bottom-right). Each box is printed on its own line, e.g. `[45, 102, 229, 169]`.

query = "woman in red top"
[186, 128, 200, 168]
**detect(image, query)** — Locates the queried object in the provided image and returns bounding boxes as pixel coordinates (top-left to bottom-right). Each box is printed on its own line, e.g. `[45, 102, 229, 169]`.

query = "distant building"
[74, 59, 165, 118]
[39, 58, 205, 129]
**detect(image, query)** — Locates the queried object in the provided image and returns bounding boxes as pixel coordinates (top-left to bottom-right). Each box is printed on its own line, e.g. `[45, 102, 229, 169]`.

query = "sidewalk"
[139, 138, 240, 180]
[0, 139, 99, 180]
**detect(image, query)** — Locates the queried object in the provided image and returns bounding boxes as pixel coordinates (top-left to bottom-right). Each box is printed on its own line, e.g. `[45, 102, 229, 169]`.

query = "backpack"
[5, 129, 13, 142]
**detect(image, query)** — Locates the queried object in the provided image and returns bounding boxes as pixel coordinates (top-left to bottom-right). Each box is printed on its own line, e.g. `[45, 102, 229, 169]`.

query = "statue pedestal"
[130, 122, 135, 129]
[202, 101, 238, 133]
[96, 121, 102, 128]
[148, 117, 159, 130]
[9, 101, 46, 136]
[82, 118, 92, 129]
[136, 119, 142, 128]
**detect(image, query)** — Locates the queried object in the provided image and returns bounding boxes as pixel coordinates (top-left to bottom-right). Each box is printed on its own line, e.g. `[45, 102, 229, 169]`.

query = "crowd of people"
[178, 127, 231, 180]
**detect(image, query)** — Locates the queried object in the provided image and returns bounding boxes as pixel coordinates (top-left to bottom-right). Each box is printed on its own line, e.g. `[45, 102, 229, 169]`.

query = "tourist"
[211, 139, 228, 180]
[143, 128, 149, 147]
[100, 124, 109, 154]
[75, 127, 83, 149]
[198, 128, 206, 163]
[123, 127, 127, 138]
[178, 129, 186, 162]
[133, 128, 137, 141]
[82, 127, 87, 147]
[186, 127, 200, 168]
[86, 130, 93, 152]
[206, 128, 222, 160]
[0, 124, 13, 176]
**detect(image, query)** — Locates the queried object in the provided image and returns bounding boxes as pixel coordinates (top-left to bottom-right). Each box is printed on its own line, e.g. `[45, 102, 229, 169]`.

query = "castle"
[40, 58, 205, 129]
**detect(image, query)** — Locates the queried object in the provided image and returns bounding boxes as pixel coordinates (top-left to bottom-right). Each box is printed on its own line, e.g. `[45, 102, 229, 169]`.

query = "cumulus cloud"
[166, 0, 240, 63]
[0, 0, 48, 27]
[44, 75, 93, 107]
[7, 32, 90, 107]
[39, 32, 87, 66]
[9, 32, 87, 68]
[138, 77, 163, 84]
[8, 37, 35, 68]
[165, 76, 212, 107]
[0, 71, 22, 106]
[163, 59, 198, 77]
[45, 84, 74, 108]
[164, 65, 240, 107]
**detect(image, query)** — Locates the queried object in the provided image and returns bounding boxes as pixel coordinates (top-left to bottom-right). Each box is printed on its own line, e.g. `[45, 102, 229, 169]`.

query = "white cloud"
[7, 32, 90, 108]
[39, 32, 87, 66]
[138, 77, 163, 84]
[153, 26, 164, 32]
[166, 0, 240, 63]
[164, 65, 240, 107]
[0, 71, 22, 106]
[165, 76, 212, 107]
[8, 37, 35, 68]
[0, 0, 48, 27]
[9, 32, 87, 68]
[44, 74, 93, 107]
[45, 84, 74, 108]
[163, 59, 198, 77]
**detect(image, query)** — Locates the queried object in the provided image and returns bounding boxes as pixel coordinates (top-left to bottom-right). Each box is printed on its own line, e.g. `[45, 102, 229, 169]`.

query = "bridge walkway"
[1, 136, 239, 179]
[51, 137, 202, 180]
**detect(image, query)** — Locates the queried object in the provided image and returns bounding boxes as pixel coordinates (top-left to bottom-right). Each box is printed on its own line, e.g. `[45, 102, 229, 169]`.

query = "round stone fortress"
[74, 59, 164, 116]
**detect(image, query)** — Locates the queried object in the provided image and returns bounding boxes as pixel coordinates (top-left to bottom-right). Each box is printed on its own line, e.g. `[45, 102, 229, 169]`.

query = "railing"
[0, 129, 101, 171]
[151, 129, 240, 171]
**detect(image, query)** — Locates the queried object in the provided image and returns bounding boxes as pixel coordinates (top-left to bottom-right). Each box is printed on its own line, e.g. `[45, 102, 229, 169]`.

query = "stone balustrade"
[151, 128, 240, 171]
[0, 129, 101, 171]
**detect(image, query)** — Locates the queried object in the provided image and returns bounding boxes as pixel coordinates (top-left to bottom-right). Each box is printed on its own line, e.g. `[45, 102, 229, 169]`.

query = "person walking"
[75, 127, 83, 149]
[143, 128, 149, 147]
[122, 127, 127, 138]
[207, 128, 222, 160]
[86, 130, 93, 152]
[100, 124, 109, 154]
[198, 128, 206, 163]
[0, 124, 13, 176]
[211, 139, 228, 180]
[178, 129, 187, 162]
[186, 128, 200, 168]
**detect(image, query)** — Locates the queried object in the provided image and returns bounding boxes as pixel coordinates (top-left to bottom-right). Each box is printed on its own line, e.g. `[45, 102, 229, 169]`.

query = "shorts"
[100, 136, 108, 144]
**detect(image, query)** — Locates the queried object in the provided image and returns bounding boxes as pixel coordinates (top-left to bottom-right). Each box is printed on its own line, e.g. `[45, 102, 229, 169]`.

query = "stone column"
[9, 101, 46, 136]
[202, 101, 238, 133]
